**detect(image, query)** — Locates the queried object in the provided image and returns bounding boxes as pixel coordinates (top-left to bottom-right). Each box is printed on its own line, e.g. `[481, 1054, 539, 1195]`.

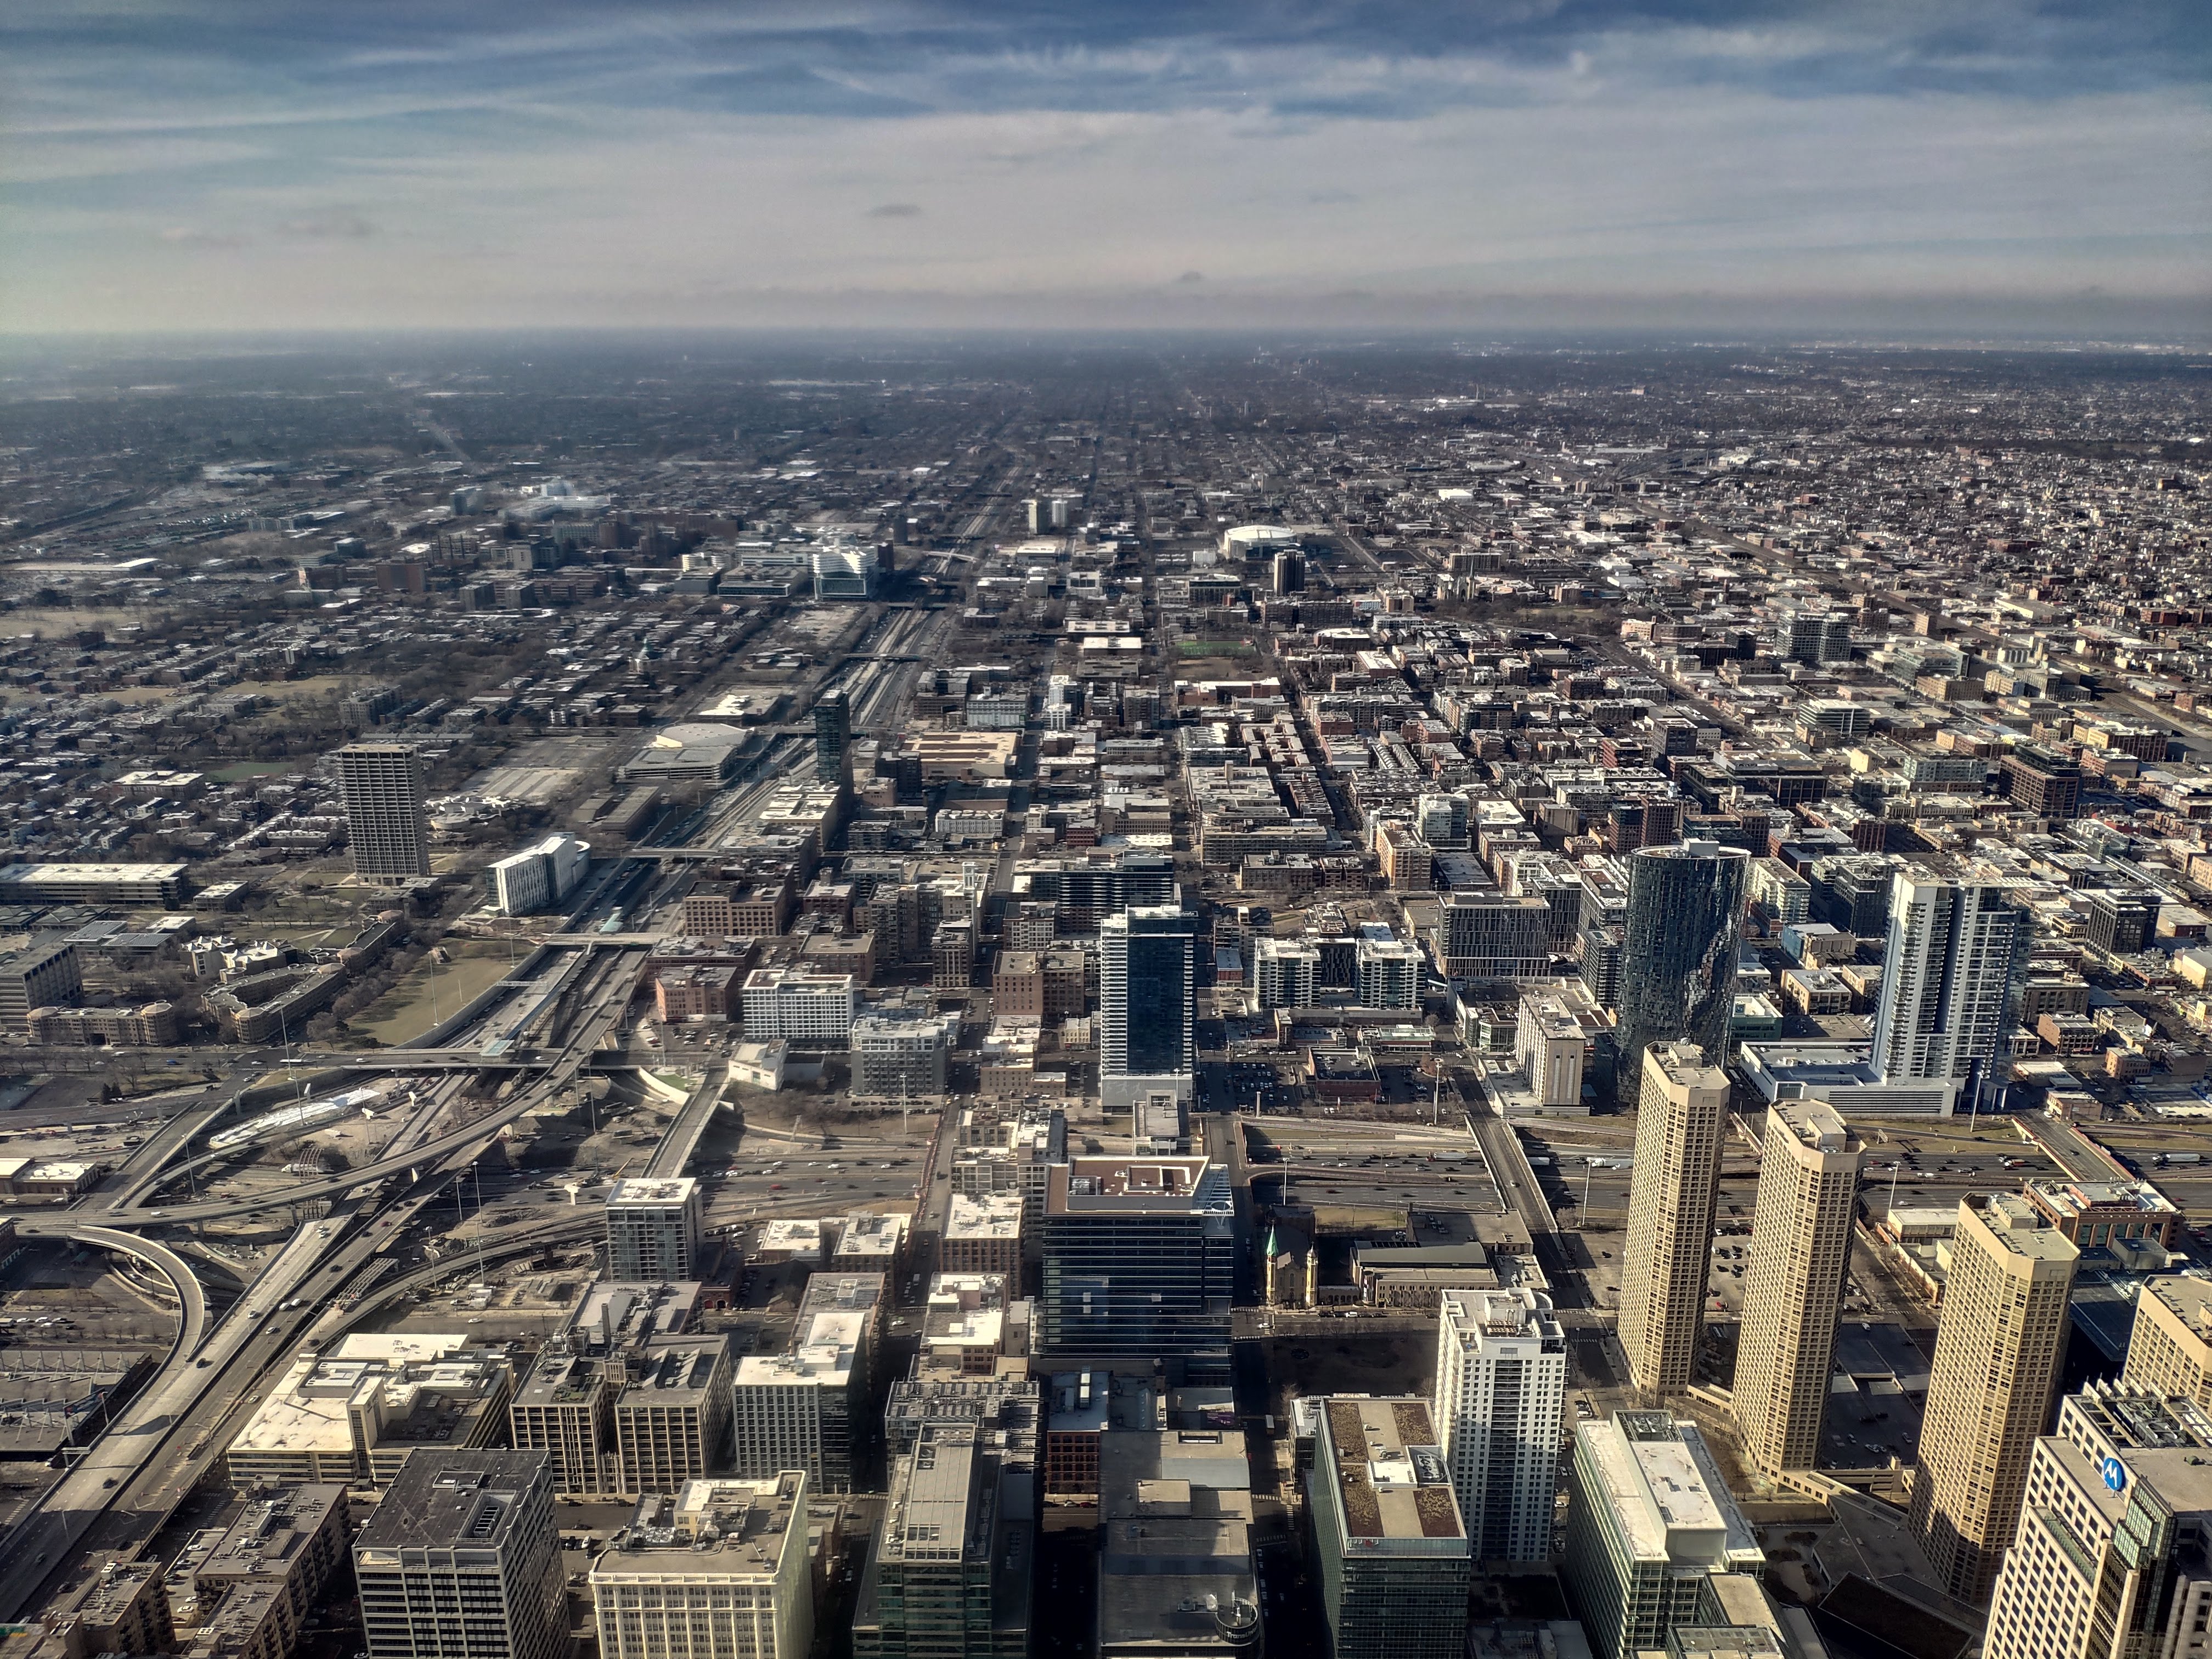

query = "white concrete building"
[487, 833, 591, 917]
[592, 1474, 814, 1659]
[1433, 1288, 1567, 1564]
[740, 969, 859, 1043]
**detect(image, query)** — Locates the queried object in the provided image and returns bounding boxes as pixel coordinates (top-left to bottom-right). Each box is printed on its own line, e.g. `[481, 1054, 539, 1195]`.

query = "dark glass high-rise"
[1612, 840, 1750, 1097]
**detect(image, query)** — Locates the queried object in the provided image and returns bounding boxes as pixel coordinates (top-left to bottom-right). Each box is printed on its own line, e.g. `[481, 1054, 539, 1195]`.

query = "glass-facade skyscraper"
[1099, 904, 1194, 1110]
[1037, 1156, 1233, 1380]
[1872, 866, 2030, 1105]
[1611, 840, 1748, 1097]
[812, 689, 850, 785]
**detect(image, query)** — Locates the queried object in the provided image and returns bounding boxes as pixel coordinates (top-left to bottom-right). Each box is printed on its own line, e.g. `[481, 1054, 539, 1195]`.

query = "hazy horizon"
[6, 0, 2208, 338]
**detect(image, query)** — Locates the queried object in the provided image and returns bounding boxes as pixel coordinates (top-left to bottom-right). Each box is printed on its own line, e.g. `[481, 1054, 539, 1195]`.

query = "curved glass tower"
[1612, 840, 1750, 1097]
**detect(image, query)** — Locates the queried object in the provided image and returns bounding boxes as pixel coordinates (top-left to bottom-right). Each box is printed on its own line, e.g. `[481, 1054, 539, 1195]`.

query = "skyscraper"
[1099, 905, 1195, 1110]
[354, 1451, 566, 1659]
[2120, 1273, 2212, 1412]
[1432, 1288, 1567, 1563]
[1612, 842, 1748, 1097]
[1618, 1043, 1731, 1398]
[1909, 1193, 2080, 1604]
[1872, 867, 2030, 1105]
[813, 687, 850, 785]
[1731, 1100, 1863, 1475]
[335, 742, 432, 883]
[1984, 1384, 2212, 1659]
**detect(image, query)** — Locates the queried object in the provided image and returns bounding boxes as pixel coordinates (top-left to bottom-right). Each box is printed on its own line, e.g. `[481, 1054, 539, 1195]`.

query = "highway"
[104, 953, 645, 1223]
[643, 1062, 729, 1178]
[0, 1205, 379, 1617]
[0, 826, 693, 1620]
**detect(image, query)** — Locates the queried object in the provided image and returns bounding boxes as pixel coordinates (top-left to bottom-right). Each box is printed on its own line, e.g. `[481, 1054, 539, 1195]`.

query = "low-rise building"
[2023, 1178, 2181, 1251]
[917, 1273, 1026, 1378]
[614, 1337, 734, 1496]
[831, 1212, 908, 1276]
[656, 964, 740, 1022]
[224, 1335, 516, 1489]
[941, 1193, 1023, 1278]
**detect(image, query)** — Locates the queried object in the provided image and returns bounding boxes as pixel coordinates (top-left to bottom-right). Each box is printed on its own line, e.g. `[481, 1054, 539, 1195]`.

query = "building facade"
[739, 969, 859, 1042]
[851, 1415, 1036, 1659]
[1871, 868, 2030, 1101]
[335, 743, 433, 883]
[353, 1451, 566, 1659]
[1037, 1157, 1233, 1379]
[1432, 1288, 1566, 1564]
[614, 1338, 734, 1496]
[1308, 1397, 1471, 1659]
[605, 1179, 702, 1282]
[1983, 1385, 2212, 1659]
[1731, 1101, 1862, 1475]
[1611, 843, 1748, 1096]
[1099, 906, 1195, 1110]
[593, 1474, 814, 1659]
[1909, 1194, 2081, 1604]
[1562, 1414, 1767, 1659]
[1617, 1043, 1731, 1398]
[2121, 1273, 2212, 1411]
[849, 1013, 955, 1102]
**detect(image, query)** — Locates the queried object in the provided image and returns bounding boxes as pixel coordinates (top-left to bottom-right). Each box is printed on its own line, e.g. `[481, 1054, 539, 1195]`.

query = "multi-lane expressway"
[0, 927, 657, 1613]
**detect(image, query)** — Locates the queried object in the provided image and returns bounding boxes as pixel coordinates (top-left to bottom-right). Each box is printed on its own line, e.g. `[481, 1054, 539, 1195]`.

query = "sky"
[4, 0, 2209, 336]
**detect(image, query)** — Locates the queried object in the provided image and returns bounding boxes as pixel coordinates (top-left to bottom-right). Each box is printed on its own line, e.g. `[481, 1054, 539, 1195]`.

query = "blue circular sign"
[2101, 1455, 2127, 1493]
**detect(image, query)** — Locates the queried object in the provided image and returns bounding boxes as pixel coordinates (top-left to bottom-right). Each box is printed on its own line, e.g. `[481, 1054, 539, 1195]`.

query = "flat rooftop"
[1577, 1413, 1762, 1571]
[947, 1193, 1022, 1239]
[355, 1451, 550, 1553]
[1319, 1397, 1465, 1548]
[594, 1473, 806, 1582]
[1099, 1429, 1257, 1655]
[2028, 1178, 2179, 1218]
[1971, 1192, 2083, 1265]
[617, 1339, 728, 1406]
[1048, 1156, 1229, 1217]
[607, 1177, 698, 1206]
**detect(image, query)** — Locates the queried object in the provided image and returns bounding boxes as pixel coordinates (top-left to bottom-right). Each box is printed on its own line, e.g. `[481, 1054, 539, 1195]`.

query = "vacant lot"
[352, 949, 514, 1045]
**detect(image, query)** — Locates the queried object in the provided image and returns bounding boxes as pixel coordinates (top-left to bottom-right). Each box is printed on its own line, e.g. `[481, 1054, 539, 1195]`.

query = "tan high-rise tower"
[1617, 1042, 1730, 1398]
[335, 741, 432, 882]
[1909, 1193, 2079, 1604]
[1731, 1099, 1862, 1475]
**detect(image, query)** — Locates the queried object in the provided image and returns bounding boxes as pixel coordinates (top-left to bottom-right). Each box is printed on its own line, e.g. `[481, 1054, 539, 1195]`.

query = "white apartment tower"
[1732, 1100, 1863, 1475]
[1251, 938, 1318, 1012]
[1433, 1288, 1567, 1563]
[1618, 1043, 1731, 1398]
[1356, 937, 1423, 1012]
[1872, 868, 2030, 1099]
